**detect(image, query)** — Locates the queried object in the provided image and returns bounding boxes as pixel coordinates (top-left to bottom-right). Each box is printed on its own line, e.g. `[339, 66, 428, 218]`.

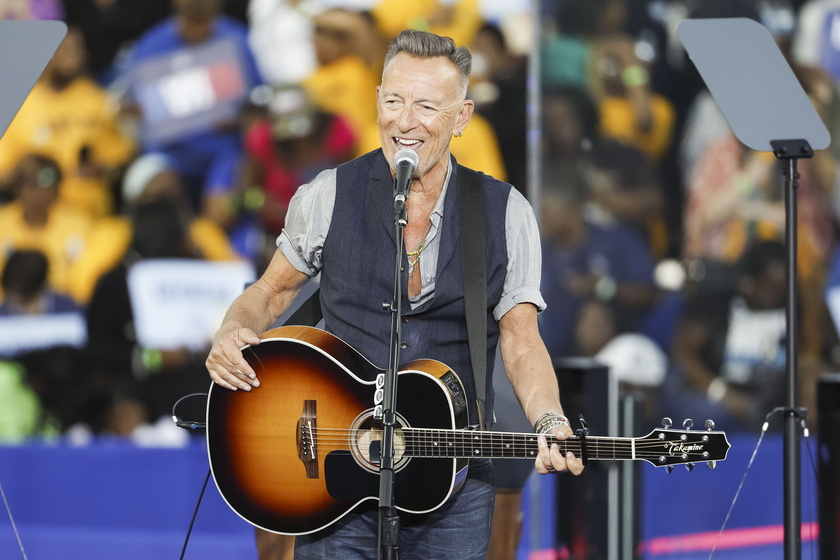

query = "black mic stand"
[377, 178, 411, 559]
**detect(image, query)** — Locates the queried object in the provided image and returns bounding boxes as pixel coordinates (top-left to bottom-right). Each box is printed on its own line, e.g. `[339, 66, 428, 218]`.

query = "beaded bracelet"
[534, 412, 571, 435]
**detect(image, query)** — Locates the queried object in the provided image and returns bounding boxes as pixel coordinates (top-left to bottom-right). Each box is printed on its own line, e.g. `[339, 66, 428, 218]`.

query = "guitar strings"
[298, 427, 720, 459]
[308, 427, 713, 448]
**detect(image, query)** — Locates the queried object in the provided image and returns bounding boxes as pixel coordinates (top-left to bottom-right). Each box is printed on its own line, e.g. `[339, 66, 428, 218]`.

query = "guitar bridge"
[297, 400, 318, 478]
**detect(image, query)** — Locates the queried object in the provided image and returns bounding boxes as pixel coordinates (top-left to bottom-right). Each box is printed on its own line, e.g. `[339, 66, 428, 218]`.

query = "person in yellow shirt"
[67, 153, 241, 305]
[371, 0, 482, 48]
[0, 26, 135, 219]
[0, 154, 94, 300]
[588, 34, 675, 162]
[301, 9, 381, 141]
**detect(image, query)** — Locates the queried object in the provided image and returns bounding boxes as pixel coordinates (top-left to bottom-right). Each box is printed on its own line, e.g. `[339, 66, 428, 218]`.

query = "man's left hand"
[536, 426, 584, 475]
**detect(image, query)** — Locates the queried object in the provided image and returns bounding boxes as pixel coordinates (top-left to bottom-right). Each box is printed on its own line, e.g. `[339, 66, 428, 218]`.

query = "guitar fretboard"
[402, 428, 638, 461]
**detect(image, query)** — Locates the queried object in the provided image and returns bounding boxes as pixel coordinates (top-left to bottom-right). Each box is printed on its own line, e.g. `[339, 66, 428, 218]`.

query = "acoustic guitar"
[206, 325, 730, 535]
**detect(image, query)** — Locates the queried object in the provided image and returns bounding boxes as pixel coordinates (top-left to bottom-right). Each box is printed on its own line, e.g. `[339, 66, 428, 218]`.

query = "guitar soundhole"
[349, 410, 410, 474]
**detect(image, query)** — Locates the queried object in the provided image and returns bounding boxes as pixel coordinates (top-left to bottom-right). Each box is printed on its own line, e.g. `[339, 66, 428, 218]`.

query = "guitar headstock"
[637, 418, 730, 471]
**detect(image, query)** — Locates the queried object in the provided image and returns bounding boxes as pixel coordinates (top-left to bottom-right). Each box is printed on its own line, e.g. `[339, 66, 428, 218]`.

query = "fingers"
[206, 329, 262, 391]
[535, 434, 585, 476]
[208, 362, 260, 392]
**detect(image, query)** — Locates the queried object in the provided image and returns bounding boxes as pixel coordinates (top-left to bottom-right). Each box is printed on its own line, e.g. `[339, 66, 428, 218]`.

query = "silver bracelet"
[534, 412, 571, 434]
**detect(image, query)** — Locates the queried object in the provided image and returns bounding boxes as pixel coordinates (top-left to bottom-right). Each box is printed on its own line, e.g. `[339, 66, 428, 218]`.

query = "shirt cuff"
[493, 287, 546, 322]
[277, 230, 319, 278]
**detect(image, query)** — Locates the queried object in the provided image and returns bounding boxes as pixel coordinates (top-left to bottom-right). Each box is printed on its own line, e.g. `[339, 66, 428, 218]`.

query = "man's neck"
[407, 156, 450, 203]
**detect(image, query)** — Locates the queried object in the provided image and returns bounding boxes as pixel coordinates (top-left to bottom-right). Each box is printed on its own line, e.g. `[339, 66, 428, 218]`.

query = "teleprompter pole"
[771, 139, 812, 560]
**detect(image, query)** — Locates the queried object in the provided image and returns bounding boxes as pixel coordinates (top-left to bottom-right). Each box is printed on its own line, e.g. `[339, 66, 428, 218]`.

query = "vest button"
[400, 341, 408, 349]
[402, 316, 409, 323]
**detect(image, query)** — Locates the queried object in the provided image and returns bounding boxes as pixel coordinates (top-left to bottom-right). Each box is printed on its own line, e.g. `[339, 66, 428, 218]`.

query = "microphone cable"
[171, 392, 207, 431]
[707, 407, 815, 560]
[171, 392, 209, 559]
[0, 478, 28, 560]
[179, 468, 211, 560]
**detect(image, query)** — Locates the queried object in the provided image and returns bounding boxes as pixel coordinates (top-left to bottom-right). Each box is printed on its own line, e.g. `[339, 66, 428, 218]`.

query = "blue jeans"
[295, 459, 495, 559]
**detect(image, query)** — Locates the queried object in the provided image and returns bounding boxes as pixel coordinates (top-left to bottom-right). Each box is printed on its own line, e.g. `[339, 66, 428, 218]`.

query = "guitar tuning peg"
[705, 419, 715, 431]
[685, 463, 695, 472]
[682, 418, 694, 430]
[661, 417, 673, 429]
[666, 465, 674, 474]
[707, 461, 717, 470]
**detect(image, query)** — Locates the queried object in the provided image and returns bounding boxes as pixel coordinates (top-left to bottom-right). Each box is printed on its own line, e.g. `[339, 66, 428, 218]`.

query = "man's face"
[377, 52, 473, 179]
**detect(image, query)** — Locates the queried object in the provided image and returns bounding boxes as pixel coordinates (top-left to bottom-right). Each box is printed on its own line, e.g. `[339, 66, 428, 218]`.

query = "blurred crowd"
[0, 0, 839, 447]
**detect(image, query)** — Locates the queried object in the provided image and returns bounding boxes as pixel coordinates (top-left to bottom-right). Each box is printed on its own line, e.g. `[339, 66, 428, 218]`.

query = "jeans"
[294, 459, 495, 559]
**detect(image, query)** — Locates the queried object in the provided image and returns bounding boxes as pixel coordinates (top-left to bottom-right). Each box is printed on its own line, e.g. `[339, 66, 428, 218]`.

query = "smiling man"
[205, 29, 582, 559]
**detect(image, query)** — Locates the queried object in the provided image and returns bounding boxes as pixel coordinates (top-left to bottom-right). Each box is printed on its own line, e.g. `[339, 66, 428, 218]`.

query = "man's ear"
[456, 99, 475, 132]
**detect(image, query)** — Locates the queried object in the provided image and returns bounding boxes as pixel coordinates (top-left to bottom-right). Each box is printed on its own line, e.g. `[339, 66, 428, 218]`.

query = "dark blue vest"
[320, 150, 511, 425]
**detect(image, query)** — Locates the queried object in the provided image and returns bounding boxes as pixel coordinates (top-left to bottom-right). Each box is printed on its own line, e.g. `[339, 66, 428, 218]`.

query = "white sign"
[127, 259, 255, 351]
[0, 313, 86, 357]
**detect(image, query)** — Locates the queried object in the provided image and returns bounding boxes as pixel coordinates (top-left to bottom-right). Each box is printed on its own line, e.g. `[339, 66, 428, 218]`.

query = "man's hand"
[536, 424, 584, 475]
[205, 327, 263, 391]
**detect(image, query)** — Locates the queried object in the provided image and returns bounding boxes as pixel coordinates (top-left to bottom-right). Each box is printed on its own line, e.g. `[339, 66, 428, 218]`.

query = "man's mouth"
[394, 137, 421, 147]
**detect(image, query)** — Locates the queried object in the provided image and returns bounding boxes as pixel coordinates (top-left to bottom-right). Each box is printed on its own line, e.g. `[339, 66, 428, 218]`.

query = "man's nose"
[396, 105, 418, 130]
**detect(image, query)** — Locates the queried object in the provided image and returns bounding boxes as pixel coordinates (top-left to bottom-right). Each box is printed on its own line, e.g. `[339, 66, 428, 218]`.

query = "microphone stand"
[377, 178, 410, 559]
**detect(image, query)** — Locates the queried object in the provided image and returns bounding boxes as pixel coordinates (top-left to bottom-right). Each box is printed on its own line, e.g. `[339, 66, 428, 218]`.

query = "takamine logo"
[373, 373, 385, 418]
[664, 441, 704, 456]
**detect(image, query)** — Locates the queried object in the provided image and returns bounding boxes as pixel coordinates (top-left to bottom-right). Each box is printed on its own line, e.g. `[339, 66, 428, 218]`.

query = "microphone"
[393, 149, 418, 219]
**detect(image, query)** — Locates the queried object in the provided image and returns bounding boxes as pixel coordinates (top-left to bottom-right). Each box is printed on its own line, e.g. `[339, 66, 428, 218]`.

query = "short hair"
[2, 249, 49, 301]
[383, 29, 472, 97]
[542, 163, 590, 206]
[738, 240, 787, 280]
[588, 140, 658, 190]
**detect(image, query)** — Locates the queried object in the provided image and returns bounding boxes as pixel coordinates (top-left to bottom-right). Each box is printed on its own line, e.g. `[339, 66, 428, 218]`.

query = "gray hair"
[383, 29, 472, 97]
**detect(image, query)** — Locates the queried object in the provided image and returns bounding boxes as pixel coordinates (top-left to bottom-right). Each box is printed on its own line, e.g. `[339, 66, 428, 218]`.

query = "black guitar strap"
[283, 286, 323, 327]
[284, 165, 488, 428]
[455, 165, 487, 430]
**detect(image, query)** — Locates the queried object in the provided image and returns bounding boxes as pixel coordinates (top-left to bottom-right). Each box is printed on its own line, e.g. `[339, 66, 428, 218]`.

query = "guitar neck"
[400, 426, 727, 467]
[404, 429, 633, 461]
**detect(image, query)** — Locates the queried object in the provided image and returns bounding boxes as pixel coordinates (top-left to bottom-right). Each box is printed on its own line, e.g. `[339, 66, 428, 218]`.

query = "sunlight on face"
[377, 53, 473, 180]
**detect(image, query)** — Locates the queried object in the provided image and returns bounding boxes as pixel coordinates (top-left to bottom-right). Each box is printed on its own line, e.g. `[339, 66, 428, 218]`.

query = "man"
[206, 29, 583, 558]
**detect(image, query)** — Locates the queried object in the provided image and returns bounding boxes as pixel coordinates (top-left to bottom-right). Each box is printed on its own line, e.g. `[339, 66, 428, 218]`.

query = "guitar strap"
[283, 164, 488, 429]
[283, 285, 322, 328]
[455, 165, 487, 430]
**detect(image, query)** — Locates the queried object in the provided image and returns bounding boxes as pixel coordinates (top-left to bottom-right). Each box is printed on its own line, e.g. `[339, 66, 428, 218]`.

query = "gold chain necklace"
[407, 220, 433, 272]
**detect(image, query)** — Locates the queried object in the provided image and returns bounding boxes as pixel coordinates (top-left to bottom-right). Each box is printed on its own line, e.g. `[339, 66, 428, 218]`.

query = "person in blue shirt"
[118, 0, 264, 213]
[539, 162, 658, 361]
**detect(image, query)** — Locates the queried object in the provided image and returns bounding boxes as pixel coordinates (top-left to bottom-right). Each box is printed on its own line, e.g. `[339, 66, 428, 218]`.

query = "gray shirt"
[277, 156, 546, 321]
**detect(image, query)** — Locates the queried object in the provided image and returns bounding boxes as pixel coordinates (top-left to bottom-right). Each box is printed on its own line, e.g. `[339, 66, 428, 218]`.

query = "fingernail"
[253, 379, 260, 387]
[243, 385, 251, 392]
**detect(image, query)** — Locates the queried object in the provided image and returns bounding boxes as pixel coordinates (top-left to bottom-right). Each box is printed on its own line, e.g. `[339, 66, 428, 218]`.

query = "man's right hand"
[205, 327, 263, 391]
